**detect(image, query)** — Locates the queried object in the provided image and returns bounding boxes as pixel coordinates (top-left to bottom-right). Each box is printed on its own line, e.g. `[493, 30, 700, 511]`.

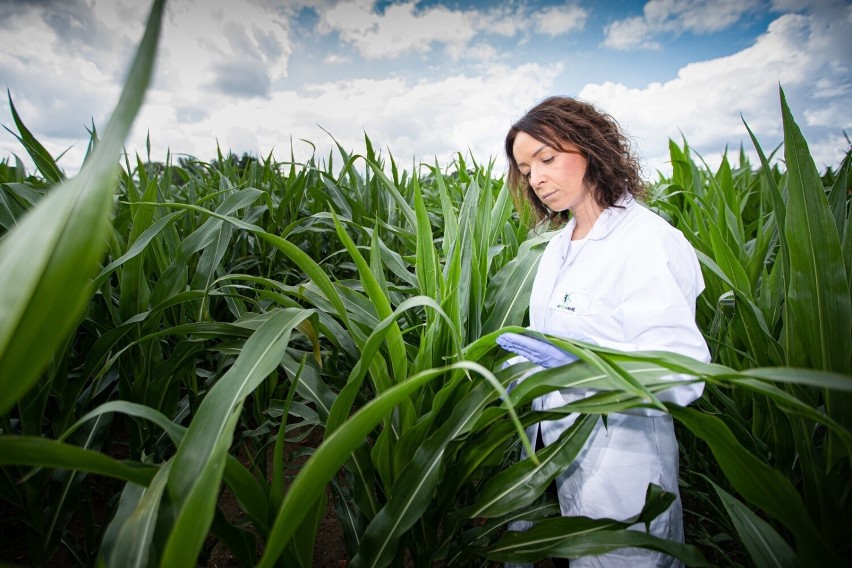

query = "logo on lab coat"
[552, 290, 590, 315]
[557, 293, 575, 312]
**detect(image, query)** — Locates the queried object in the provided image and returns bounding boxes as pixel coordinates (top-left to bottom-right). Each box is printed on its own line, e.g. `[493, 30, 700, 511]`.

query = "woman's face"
[512, 131, 591, 214]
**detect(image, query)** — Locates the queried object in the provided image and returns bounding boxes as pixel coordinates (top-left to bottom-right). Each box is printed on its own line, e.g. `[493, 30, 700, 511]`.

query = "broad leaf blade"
[714, 483, 802, 568]
[0, 0, 165, 415]
[780, 87, 851, 374]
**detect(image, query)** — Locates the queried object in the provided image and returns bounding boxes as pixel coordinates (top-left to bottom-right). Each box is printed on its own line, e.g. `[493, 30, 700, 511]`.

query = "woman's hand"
[496, 332, 578, 368]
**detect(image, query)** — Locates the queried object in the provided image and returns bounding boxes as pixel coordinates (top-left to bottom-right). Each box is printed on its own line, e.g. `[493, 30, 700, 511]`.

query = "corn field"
[1, 2, 850, 566]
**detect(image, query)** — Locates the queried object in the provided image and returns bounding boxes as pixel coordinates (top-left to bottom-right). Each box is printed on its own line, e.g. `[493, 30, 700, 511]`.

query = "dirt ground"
[208, 424, 349, 567]
[208, 484, 348, 568]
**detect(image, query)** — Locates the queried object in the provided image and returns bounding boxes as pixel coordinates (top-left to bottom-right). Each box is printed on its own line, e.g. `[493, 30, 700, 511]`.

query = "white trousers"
[506, 413, 685, 568]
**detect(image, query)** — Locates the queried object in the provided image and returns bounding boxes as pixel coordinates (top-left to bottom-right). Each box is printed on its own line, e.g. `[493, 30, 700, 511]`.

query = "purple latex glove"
[496, 332, 579, 368]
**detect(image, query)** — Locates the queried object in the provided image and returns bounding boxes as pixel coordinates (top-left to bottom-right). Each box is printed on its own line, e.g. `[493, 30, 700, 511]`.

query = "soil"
[207, 425, 349, 568]
[207, 480, 348, 568]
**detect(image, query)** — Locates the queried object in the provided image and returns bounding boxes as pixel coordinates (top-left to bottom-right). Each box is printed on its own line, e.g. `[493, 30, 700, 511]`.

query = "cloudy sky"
[1, 0, 849, 179]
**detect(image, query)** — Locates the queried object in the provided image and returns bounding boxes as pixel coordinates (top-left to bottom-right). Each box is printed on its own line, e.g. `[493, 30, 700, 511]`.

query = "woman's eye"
[542, 156, 554, 164]
[522, 171, 531, 180]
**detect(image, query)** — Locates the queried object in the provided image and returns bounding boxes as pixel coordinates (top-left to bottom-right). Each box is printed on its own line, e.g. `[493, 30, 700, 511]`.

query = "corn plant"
[0, 1, 165, 564]
[646, 89, 851, 566]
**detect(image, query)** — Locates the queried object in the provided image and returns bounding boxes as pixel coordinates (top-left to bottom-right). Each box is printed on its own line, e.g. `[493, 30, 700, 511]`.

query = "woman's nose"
[529, 166, 544, 187]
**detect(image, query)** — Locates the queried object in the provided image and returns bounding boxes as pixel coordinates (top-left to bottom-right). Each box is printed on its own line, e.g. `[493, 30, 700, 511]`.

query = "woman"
[500, 96, 710, 567]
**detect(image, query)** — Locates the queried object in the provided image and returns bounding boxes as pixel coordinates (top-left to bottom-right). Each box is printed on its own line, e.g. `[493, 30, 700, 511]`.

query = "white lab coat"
[507, 196, 711, 568]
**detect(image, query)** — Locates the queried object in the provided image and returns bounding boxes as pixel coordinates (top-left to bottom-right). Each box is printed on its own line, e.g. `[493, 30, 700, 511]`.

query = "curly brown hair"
[505, 96, 645, 227]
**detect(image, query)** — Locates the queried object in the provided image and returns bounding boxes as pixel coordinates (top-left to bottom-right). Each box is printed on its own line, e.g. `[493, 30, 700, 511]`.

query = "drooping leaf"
[714, 482, 802, 568]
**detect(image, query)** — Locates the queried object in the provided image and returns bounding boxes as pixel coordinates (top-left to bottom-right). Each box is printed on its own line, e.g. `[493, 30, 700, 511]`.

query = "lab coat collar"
[529, 195, 635, 328]
[585, 194, 635, 241]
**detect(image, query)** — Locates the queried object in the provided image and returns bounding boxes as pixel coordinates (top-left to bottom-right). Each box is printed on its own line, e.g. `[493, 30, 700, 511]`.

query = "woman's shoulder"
[619, 200, 685, 237]
[614, 203, 704, 296]
[617, 202, 696, 259]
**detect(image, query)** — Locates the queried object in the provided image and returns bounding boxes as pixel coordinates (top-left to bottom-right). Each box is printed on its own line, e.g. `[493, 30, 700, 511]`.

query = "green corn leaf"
[282, 493, 328, 568]
[376, 233, 418, 287]
[708, 223, 753, 299]
[544, 335, 665, 410]
[743, 115, 800, 368]
[490, 524, 711, 566]
[92, 210, 187, 289]
[103, 460, 173, 568]
[0, 436, 156, 486]
[510, 362, 689, 414]
[483, 486, 710, 566]
[132, 200, 358, 336]
[99, 483, 145, 567]
[326, 295, 451, 436]
[4, 90, 64, 184]
[333, 213, 408, 383]
[739, 367, 852, 392]
[351, 378, 508, 568]
[482, 235, 546, 333]
[365, 160, 417, 230]
[59, 400, 185, 445]
[271, 359, 304, 512]
[117, 175, 159, 318]
[462, 414, 596, 519]
[433, 159, 459, 256]
[58, 391, 271, 540]
[696, 250, 784, 365]
[413, 179, 439, 302]
[150, 188, 264, 305]
[258, 361, 508, 568]
[161, 406, 241, 566]
[156, 308, 314, 565]
[453, 177, 479, 336]
[670, 405, 836, 565]
[713, 482, 802, 568]
[489, 179, 514, 245]
[0, 178, 32, 229]
[0, 0, 165, 415]
[209, 506, 258, 568]
[780, 88, 852, 470]
[445, 498, 561, 564]
[780, 88, 852, 374]
[715, 377, 852, 457]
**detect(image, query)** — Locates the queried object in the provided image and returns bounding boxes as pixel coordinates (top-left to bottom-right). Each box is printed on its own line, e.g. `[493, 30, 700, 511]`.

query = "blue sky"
[0, 0, 849, 177]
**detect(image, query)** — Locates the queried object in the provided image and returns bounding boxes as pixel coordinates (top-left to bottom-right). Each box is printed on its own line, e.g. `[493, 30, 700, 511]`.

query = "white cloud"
[319, 0, 476, 59]
[532, 4, 588, 36]
[317, 1, 586, 60]
[159, 0, 291, 96]
[803, 79, 850, 128]
[458, 42, 500, 62]
[2, 0, 846, 185]
[0, 2, 140, 171]
[475, 5, 526, 37]
[645, 0, 759, 32]
[323, 53, 352, 64]
[808, 132, 851, 171]
[602, 16, 659, 51]
[585, 8, 851, 174]
[0, 0, 294, 173]
[127, 62, 563, 172]
[603, 0, 762, 50]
